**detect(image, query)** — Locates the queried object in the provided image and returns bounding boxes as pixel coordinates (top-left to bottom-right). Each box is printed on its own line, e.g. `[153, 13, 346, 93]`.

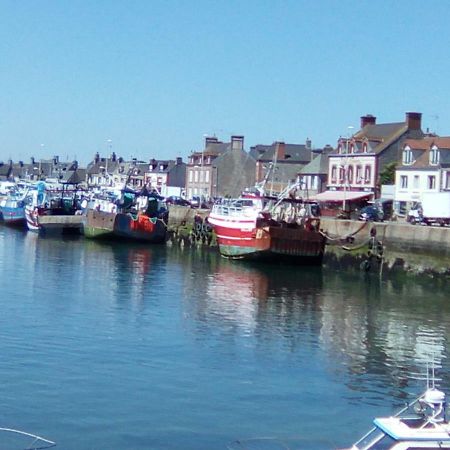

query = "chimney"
[111, 152, 117, 162]
[360, 114, 376, 129]
[205, 136, 219, 148]
[31, 156, 35, 165]
[53, 155, 59, 165]
[19, 161, 24, 167]
[306, 138, 312, 150]
[405, 112, 422, 130]
[94, 152, 100, 164]
[231, 135, 244, 152]
[176, 157, 182, 165]
[275, 141, 285, 160]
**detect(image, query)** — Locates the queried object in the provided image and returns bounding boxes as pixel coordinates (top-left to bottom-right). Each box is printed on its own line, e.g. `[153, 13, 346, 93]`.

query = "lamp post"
[342, 126, 354, 214]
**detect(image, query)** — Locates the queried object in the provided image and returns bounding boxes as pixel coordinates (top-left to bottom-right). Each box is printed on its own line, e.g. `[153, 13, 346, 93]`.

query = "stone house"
[186, 136, 255, 199]
[249, 140, 312, 195]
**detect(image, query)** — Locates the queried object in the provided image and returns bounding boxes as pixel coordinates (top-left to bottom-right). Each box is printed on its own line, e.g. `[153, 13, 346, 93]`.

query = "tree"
[379, 162, 397, 185]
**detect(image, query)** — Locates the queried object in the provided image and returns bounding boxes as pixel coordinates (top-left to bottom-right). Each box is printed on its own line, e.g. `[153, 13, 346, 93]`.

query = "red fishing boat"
[208, 180, 326, 264]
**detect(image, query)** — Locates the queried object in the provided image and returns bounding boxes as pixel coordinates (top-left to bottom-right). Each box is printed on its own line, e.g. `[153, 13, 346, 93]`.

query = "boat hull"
[25, 205, 83, 234]
[212, 221, 325, 264]
[0, 206, 26, 228]
[209, 210, 326, 265]
[83, 209, 166, 243]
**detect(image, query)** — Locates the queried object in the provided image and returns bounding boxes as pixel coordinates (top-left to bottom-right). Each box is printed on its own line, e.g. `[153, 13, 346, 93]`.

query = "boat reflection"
[187, 259, 324, 336]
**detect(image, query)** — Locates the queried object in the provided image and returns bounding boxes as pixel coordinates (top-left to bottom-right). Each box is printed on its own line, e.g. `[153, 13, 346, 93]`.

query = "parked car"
[190, 196, 209, 209]
[164, 196, 190, 206]
[359, 205, 384, 222]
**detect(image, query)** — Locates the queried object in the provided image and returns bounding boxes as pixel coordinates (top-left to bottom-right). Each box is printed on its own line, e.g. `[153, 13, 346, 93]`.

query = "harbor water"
[0, 226, 449, 450]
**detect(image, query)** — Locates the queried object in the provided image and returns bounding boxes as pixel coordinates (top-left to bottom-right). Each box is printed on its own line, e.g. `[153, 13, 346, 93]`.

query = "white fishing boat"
[348, 365, 450, 450]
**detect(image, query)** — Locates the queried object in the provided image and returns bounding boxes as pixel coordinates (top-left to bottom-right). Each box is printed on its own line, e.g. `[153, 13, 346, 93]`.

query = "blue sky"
[1, 0, 450, 165]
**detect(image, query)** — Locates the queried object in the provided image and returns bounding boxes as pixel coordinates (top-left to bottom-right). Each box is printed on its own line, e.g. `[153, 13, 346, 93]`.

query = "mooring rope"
[319, 220, 368, 242]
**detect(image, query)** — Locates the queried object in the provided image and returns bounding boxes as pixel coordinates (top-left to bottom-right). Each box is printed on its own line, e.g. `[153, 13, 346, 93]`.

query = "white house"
[394, 136, 450, 216]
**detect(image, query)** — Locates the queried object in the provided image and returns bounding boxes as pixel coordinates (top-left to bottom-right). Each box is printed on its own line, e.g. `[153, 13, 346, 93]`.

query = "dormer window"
[430, 146, 440, 165]
[363, 142, 368, 153]
[402, 147, 414, 165]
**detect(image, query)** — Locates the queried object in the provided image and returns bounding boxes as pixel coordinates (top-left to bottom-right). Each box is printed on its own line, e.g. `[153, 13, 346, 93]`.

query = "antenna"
[431, 114, 440, 134]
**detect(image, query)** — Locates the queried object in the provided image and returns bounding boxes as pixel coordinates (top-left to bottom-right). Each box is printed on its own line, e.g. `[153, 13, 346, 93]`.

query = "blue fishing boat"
[0, 190, 27, 228]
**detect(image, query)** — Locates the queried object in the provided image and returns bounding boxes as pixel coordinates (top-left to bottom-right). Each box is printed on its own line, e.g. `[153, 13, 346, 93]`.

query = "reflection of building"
[318, 275, 447, 384]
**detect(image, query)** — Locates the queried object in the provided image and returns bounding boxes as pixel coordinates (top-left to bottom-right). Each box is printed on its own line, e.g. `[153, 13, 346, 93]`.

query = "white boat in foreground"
[349, 367, 450, 450]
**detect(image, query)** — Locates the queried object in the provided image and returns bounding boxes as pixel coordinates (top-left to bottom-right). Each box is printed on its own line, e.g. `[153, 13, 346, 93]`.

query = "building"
[186, 136, 255, 199]
[395, 136, 450, 216]
[315, 112, 424, 215]
[249, 140, 312, 194]
[144, 157, 186, 196]
[86, 152, 123, 187]
[299, 145, 334, 196]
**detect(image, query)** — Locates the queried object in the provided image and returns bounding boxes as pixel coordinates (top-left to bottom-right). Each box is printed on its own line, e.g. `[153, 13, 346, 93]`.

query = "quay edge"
[167, 205, 450, 278]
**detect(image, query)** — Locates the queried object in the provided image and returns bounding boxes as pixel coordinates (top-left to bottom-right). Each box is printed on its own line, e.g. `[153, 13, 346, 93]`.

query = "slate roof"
[333, 119, 423, 156]
[399, 136, 450, 169]
[0, 163, 12, 180]
[250, 143, 311, 163]
[300, 147, 334, 175]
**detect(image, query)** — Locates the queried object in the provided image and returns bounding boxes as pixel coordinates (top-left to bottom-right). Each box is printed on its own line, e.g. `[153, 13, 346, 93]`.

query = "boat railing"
[212, 203, 258, 219]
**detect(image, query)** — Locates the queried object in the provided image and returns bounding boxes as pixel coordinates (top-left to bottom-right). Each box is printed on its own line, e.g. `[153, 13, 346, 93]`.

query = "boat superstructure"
[350, 366, 450, 450]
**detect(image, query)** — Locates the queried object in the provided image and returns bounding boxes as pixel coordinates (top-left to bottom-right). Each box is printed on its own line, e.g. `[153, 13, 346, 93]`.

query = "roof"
[399, 136, 450, 169]
[250, 143, 311, 163]
[300, 147, 334, 175]
[404, 136, 450, 150]
[334, 117, 423, 157]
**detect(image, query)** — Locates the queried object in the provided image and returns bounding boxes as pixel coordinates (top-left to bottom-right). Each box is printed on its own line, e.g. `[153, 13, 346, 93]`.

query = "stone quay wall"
[320, 218, 450, 256]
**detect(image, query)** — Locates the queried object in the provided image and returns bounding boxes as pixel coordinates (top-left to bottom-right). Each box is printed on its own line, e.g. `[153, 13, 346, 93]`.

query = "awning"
[311, 190, 372, 202]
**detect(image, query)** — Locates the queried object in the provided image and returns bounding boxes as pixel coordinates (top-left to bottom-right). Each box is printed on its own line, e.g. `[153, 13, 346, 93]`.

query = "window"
[413, 175, 419, 189]
[364, 165, 372, 184]
[205, 170, 210, 183]
[428, 175, 436, 189]
[356, 165, 362, 184]
[430, 146, 440, 165]
[446, 172, 450, 189]
[400, 175, 408, 189]
[347, 166, 354, 184]
[363, 142, 368, 153]
[403, 147, 413, 165]
[194, 170, 199, 182]
[189, 170, 193, 182]
[331, 165, 337, 183]
[339, 167, 345, 184]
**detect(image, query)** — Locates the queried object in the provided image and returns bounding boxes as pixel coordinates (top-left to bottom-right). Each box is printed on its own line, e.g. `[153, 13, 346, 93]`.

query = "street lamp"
[342, 126, 354, 214]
